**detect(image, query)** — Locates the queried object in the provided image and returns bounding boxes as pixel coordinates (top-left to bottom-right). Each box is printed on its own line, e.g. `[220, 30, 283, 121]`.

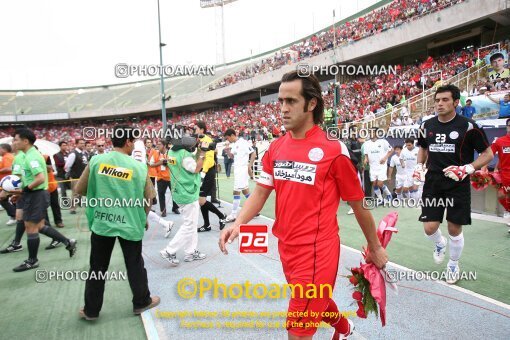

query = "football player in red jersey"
[490, 118, 510, 232]
[220, 71, 387, 340]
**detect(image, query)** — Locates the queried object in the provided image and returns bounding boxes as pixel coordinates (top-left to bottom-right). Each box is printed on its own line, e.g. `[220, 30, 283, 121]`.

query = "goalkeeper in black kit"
[413, 85, 493, 284]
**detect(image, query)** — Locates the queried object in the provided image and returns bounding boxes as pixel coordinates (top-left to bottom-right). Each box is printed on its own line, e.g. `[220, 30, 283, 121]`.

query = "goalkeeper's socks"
[448, 232, 464, 261]
[427, 229, 446, 247]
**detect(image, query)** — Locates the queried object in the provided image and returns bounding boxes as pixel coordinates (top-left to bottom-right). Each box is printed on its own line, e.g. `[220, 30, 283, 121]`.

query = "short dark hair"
[434, 85, 461, 101]
[0, 143, 12, 152]
[14, 128, 36, 145]
[466, 99, 472, 103]
[157, 139, 168, 147]
[224, 129, 236, 137]
[281, 70, 324, 125]
[58, 141, 67, 147]
[196, 121, 207, 133]
[111, 125, 136, 148]
[85, 141, 92, 146]
[405, 138, 414, 144]
[394, 145, 402, 150]
[490, 52, 505, 62]
[75, 138, 84, 144]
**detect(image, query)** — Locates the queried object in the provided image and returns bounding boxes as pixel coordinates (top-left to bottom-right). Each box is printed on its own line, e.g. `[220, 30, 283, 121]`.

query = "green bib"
[85, 151, 148, 241]
[167, 149, 201, 205]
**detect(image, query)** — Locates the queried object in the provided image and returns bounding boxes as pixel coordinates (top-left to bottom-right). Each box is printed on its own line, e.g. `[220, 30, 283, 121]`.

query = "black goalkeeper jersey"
[417, 114, 489, 173]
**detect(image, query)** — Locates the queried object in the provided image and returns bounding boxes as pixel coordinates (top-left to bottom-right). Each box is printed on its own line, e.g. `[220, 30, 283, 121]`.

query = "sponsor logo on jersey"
[98, 163, 133, 181]
[274, 160, 316, 185]
[503, 146, 510, 154]
[308, 148, 324, 162]
[449, 131, 459, 140]
[429, 144, 455, 153]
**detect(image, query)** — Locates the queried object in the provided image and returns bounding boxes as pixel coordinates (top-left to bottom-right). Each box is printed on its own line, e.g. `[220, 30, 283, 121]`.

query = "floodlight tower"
[200, 0, 238, 66]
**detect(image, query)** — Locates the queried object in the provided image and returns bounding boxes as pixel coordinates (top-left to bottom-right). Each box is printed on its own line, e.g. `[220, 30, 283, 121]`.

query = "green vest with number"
[85, 151, 147, 241]
[167, 149, 201, 205]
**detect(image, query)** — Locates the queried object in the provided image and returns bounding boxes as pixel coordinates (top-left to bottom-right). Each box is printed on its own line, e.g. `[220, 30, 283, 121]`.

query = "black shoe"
[0, 243, 23, 254]
[66, 239, 77, 257]
[161, 210, 167, 218]
[172, 208, 180, 215]
[219, 219, 226, 231]
[45, 240, 62, 250]
[70, 210, 77, 215]
[197, 225, 211, 232]
[13, 259, 39, 272]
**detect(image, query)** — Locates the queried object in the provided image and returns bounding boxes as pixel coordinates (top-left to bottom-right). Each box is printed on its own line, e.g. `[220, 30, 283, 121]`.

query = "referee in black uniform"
[414, 85, 493, 284]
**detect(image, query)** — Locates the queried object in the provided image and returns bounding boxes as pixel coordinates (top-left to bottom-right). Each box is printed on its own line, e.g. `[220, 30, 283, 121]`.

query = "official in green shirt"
[75, 125, 159, 320]
[10, 128, 77, 273]
[159, 135, 209, 266]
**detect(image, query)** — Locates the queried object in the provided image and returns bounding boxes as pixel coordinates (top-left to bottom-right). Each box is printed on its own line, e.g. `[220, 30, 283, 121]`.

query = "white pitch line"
[141, 310, 161, 340]
[219, 199, 510, 311]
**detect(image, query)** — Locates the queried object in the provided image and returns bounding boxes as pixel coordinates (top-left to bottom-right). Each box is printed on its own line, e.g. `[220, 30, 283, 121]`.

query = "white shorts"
[404, 173, 415, 188]
[395, 174, 406, 189]
[234, 166, 250, 191]
[369, 166, 387, 182]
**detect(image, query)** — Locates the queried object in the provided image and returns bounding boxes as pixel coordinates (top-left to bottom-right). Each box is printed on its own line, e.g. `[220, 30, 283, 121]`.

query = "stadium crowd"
[209, 0, 465, 90]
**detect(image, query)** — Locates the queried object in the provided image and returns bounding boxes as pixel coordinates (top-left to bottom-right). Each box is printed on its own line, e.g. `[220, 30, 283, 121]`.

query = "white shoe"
[503, 211, 510, 219]
[433, 237, 447, 264]
[6, 219, 16, 226]
[347, 208, 354, 215]
[184, 250, 206, 262]
[445, 261, 460, 284]
[331, 318, 354, 340]
[224, 213, 236, 223]
[160, 250, 179, 266]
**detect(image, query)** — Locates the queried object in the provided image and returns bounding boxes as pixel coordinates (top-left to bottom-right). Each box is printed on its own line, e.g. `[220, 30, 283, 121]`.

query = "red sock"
[322, 299, 350, 334]
[499, 197, 510, 212]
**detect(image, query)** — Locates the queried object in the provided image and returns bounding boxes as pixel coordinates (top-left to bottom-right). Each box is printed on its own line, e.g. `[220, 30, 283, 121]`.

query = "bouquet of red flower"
[489, 171, 502, 189]
[348, 266, 379, 320]
[470, 169, 491, 191]
[346, 212, 399, 327]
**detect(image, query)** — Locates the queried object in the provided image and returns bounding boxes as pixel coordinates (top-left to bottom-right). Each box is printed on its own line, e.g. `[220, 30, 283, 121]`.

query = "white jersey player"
[400, 138, 420, 199]
[388, 145, 405, 200]
[363, 130, 393, 202]
[224, 129, 255, 222]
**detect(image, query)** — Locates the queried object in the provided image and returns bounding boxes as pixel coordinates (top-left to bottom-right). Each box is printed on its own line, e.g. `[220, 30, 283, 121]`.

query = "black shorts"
[23, 190, 50, 223]
[200, 167, 216, 197]
[16, 194, 25, 210]
[419, 172, 471, 225]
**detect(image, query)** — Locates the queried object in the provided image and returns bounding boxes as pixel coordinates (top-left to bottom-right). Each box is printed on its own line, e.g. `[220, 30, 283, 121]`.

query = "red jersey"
[257, 125, 364, 246]
[491, 134, 510, 181]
